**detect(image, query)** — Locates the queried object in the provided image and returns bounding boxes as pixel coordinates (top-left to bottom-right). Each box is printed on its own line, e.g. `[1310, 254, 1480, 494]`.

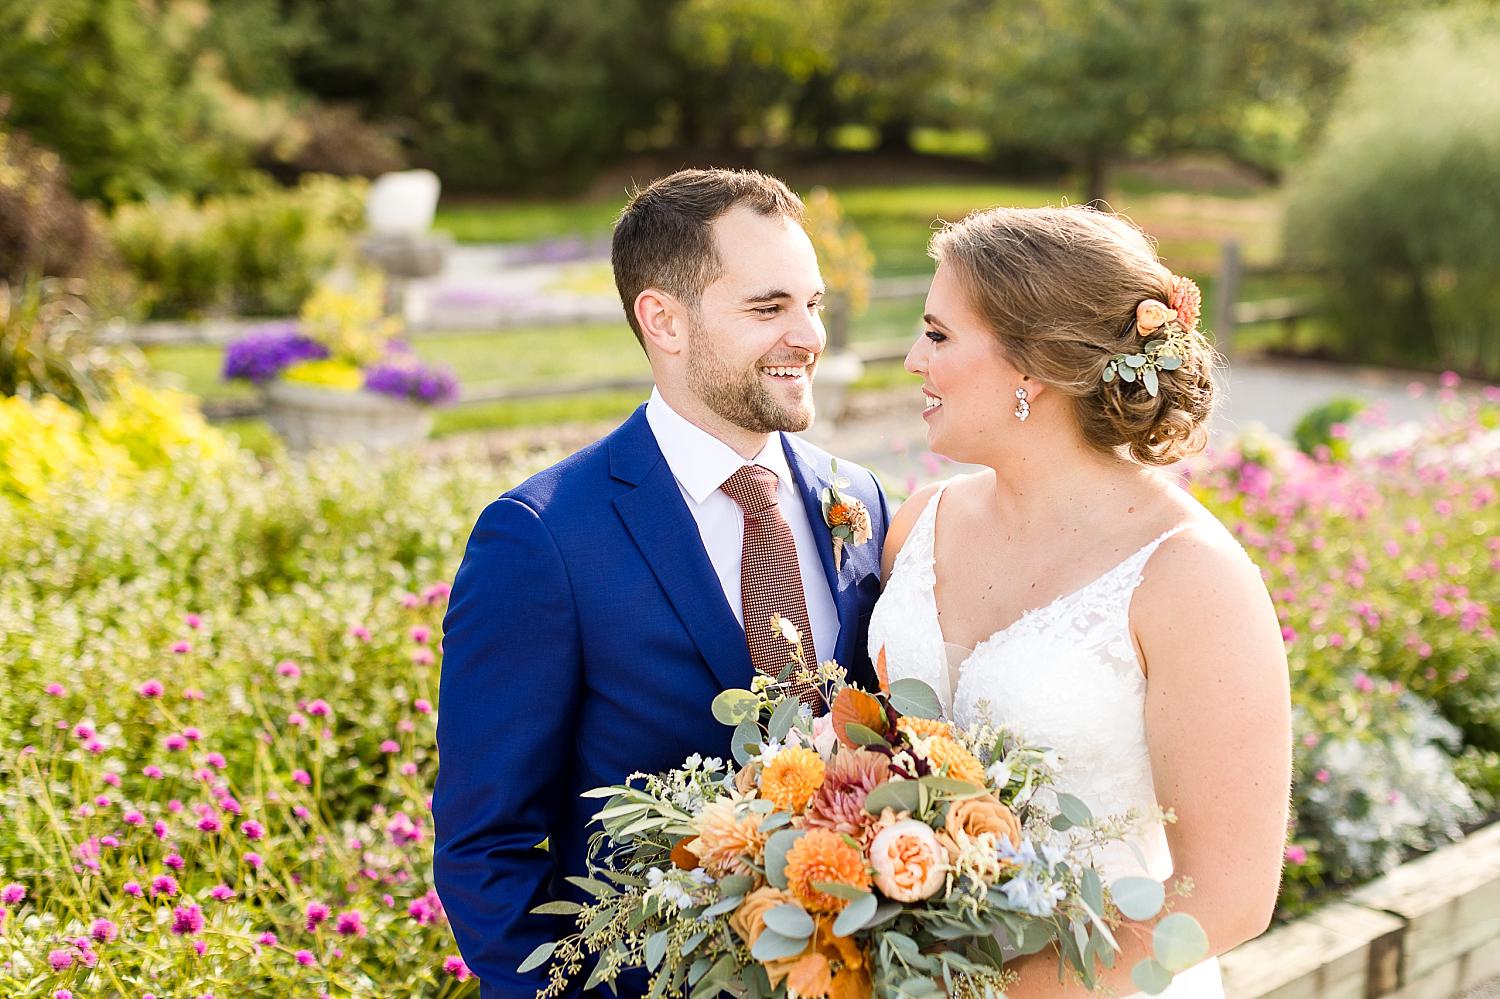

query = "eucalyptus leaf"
[751, 929, 810, 962]
[687, 956, 712, 984]
[896, 976, 944, 998]
[918, 775, 987, 799]
[767, 697, 801, 741]
[1111, 877, 1166, 921]
[530, 900, 582, 916]
[1142, 365, 1160, 397]
[711, 688, 760, 726]
[1050, 813, 1074, 832]
[731, 719, 761, 767]
[719, 874, 753, 896]
[763, 828, 805, 889]
[584, 955, 612, 991]
[809, 881, 870, 901]
[516, 940, 556, 974]
[644, 929, 669, 972]
[845, 722, 890, 748]
[888, 677, 942, 719]
[1081, 868, 1104, 915]
[1119, 364, 1138, 383]
[832, 891, 877, 937]
[1153, 913, 1209, 972]
[759, 811, 793, 834]
[1056, 792, 1093, 825]
[763, 903, 815, 939]
[1132, 958, 1174, 995]
[1158, 353, 1183, 370]
[864, 779, 921, 815]
[701, 894, 744, 917]
[565, 876, 617, 899]
[1103, 363, 1117, 382]
[1124, 353, 1146, 367]
[690, 955, 737, 999]
[680, 929, 708, 957]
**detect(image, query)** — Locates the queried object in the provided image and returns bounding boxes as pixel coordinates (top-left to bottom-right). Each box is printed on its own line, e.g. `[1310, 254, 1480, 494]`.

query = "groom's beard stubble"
[685, 319, 815, 434]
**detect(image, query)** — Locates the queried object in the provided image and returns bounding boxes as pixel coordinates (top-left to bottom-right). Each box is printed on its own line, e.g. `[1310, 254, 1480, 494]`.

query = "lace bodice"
[868, 479, 1224, 998]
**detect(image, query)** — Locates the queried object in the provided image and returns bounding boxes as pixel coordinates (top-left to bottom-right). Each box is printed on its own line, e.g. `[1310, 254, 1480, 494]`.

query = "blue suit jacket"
[434, 405, 890, 997]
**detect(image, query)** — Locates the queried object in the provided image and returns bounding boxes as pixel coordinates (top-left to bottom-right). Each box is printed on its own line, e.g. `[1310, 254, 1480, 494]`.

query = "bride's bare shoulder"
[880, 474, 984, 582]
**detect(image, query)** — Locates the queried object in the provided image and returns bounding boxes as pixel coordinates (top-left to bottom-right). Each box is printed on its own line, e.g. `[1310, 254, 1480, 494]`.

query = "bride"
[867, 206, 1292, 998]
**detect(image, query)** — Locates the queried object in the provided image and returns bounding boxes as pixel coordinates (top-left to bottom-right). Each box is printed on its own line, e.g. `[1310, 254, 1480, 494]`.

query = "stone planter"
[264, 381, 434, 453]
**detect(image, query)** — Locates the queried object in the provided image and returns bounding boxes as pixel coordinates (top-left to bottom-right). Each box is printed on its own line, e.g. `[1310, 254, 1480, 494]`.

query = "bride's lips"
[922, 388, 943, 420]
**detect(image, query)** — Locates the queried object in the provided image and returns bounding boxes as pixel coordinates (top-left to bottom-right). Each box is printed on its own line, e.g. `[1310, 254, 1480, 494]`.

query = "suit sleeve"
[434, 496, 582, 995]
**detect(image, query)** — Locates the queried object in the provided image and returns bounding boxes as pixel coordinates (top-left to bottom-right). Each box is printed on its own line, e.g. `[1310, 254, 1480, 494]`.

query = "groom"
[433, 168, 890, 997]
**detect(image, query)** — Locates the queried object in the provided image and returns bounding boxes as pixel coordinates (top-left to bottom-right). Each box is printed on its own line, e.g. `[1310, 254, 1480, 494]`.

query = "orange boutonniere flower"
[820, 460, 872, 571]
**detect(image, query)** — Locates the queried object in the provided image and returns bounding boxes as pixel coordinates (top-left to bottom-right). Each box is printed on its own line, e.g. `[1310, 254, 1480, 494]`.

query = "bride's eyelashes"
[924, 329, 947, 343]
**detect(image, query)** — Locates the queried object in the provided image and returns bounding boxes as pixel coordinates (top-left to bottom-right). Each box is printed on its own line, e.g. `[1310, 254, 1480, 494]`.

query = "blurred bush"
[0, 129, 108, 285]
[1292, 396, 1365, 461]
[802, 187, 873, 351]
[0, 280, 143, 413]
[108, 175, 367, 319]
[258, 104, 407, 181]
[1288, 7, 1500, 378]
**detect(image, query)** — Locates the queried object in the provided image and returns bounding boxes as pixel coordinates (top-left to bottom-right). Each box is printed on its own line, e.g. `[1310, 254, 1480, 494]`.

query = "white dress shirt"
[645, 387, 840, 662]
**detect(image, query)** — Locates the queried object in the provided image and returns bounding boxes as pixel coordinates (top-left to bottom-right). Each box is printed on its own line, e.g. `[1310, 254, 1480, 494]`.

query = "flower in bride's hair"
[896, 716, 953, 742]
[805, 749, 890, 844]
[911, 734, 987, 787]
[760, 746, 826, 815]
[1168, 274, 1202, 331]
[687, 800, 767, 877]
[869, 819, 946, 902]
[1135, 298, 1177, 335]
[783, 828, 871, 912]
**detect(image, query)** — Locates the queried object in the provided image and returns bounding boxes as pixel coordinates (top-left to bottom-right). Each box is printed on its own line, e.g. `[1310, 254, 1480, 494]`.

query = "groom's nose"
[782, 306, 826, 354]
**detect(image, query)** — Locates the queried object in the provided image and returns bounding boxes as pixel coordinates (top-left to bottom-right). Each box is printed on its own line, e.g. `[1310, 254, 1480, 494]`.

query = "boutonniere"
[819, 459, 873, 571]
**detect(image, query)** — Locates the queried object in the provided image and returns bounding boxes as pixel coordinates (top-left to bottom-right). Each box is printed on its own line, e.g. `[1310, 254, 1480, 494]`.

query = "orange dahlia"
[896, 716, 953, 742]
[783, 828, 871, 913]
[1168, 274, 1202, 331]
[688, 800, 767, 877]
[917, 735, 987, 787]
[760, 747, 826, 814]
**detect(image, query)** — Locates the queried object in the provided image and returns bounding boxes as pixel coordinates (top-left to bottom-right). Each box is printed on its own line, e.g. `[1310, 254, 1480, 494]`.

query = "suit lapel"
[783, 436, 859, 669]
[610, 409, 754, 693]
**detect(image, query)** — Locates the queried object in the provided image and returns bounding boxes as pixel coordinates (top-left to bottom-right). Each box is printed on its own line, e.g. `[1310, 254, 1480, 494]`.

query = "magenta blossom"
[48, 949, 74, 970]
[45, 682, 67, 697]
[152, 875, 179, 898]
[296, 949, 317, 966]
[138, 679, 164, 698]
[276, 660, 301, 678]
[171, 641, 192, 654]
[305, 901, 331, 931]
[335, 910, 366, 937]
[443, 955, 472, 980]
[209, 884, 235, 901]
[1, 883, 25, 905]
[91, 918, 118, 942]
[241, 820, 264, 840]
[244, 852, 264, 869]
[171, 903, 204, 935]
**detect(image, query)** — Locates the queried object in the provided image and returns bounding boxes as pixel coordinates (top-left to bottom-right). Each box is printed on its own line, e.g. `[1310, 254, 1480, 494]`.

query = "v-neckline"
[923, 482, 1184, 664]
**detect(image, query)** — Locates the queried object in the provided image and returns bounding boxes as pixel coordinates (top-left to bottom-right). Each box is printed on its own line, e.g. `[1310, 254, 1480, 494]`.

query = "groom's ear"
[634, 289, 687, 357]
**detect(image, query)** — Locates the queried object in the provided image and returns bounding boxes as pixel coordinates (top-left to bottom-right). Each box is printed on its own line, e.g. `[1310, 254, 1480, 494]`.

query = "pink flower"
[182, 688, 205, 701]
[204, 752, 226, 770]
[412, 647, 435, 666]
[1, 883, 25, 905]
[73, 723, 94, 740]
[244, 852, 264, 870]
[1353, 673, 1375, 693]
[138, 679, 164, 698]
[348, 625, 371, 642]
[335, 910, 366, 937]
[144, 765, 164, 779]
[123, 880, 143, 897]
[258, 932, 278, 947]
[241, 820, 264, 840]
[183, 727, 202, 742]
[423, 582, 451, 604]
[1284, 845, 1308, 864]
[400, 592, 421, 609]
[209, 884, 235, 901]
[102, 772, 121, 787]
[869, 819, 946, 902]
[293, 805, 311, 820]
[164, 852, 185, 870]
[171, 641, 193, 655]
[198, 816, 221, 833]
[151, 874, 179, 898]
[91, 918, 118, 942]
[153, 819, 169, 839]
[276, 660, 301, 678]
[305, 901, 330, 931]
[400, 762, 419, 777]
[185, 613, 202, 630]
[296, 949, 317, 966]
[49, 949, 74, 970]
[306, 699, 331, 717]
[380, 740, 400, 753]
[386, 812, 424, 844]
[287, 712, 307, 727]
[45, 683, 67, 697]
[165, 734, 188, 752]
[1135, 298, 1176, 334]
[413, 698, 433, 715]
[1315, 769, 1331, 784]
[293, 769, 312, 786]
[1167, 274, 1202, 330]
[85, 739, 106, 754]
[56, 990, 74, 999]
[172, 903, 205, 935]
[443, 955, 472, 981]
[410, 626, 431, 644]
[408, 890, 445, 926]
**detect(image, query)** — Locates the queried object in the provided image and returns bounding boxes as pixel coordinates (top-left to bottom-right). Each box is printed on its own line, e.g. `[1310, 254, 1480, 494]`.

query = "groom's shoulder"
[499, 408, 646, 516]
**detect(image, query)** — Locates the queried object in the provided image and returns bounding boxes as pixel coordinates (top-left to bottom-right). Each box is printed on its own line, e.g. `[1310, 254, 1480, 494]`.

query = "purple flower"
[241, 820, 264, 840]
[152, 875, 179, 898]
[209, 884, 235, 901]
[362, 356, 461, 406]
[49, 949, 74, 970]
[138, 679, 164, 698]
[172, 903, 204, 936]
[91, 918, 118, 942]
[296, 949, 316, 966]
[223, 325, 329, 385]
[335, 910, 366, 937]
[1, 883, 25, 905]
[305, 901, 330, 931]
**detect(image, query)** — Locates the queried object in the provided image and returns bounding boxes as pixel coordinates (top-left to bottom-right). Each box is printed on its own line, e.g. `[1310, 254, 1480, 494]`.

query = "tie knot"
[721, 464, 780, 516]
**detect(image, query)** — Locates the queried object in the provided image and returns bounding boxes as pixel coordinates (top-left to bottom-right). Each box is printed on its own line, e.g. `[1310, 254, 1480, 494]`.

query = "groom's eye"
[751, 306, 779, 316]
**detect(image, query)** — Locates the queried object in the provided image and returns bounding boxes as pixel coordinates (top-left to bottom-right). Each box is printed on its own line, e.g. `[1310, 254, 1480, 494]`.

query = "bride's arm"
[1004, 526, 1292, 998]
[880, 480, 945, 584]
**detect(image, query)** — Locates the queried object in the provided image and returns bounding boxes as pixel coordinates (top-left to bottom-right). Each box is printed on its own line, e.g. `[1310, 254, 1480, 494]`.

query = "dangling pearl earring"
[1014, 386, 1030, 422]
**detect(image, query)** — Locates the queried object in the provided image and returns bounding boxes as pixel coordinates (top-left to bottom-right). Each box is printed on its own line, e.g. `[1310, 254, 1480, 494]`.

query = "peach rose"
[868, 819, 946, 902]
[1135, 298, 1177, 335]
[938, 795, 1022, 861]
[729, 886, 797, 949]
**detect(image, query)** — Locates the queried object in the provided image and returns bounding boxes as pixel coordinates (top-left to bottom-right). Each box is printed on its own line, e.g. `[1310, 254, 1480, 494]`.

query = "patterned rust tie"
[720, 465, 822, 707]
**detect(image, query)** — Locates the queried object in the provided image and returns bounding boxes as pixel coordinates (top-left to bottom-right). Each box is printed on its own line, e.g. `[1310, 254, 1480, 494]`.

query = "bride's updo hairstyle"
[929, 206, 1218, 466]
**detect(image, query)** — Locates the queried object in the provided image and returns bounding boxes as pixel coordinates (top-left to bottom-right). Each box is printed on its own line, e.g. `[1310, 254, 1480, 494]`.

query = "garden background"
[2, 0, 1499, 996]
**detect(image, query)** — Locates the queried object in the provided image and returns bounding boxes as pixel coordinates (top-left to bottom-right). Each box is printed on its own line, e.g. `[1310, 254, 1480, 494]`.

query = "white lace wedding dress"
[867, 481, 1224, 998]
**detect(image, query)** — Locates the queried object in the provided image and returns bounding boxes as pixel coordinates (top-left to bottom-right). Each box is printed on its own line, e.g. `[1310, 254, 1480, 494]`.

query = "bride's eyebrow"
[923, 313, 951, 330]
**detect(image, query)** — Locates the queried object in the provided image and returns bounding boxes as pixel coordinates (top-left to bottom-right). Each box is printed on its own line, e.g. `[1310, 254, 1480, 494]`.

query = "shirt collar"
[646, 387, 793, 504]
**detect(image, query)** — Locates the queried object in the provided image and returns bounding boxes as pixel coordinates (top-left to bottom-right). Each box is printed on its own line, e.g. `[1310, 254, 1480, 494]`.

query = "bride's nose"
[904, 333, 927, 376]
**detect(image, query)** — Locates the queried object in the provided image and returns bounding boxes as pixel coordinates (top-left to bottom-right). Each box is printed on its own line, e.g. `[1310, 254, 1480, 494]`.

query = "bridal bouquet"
[524, 621, 1207, 998]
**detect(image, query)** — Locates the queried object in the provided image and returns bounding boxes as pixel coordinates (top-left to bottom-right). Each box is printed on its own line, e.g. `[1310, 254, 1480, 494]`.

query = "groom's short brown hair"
[612, 168, 804, 347]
